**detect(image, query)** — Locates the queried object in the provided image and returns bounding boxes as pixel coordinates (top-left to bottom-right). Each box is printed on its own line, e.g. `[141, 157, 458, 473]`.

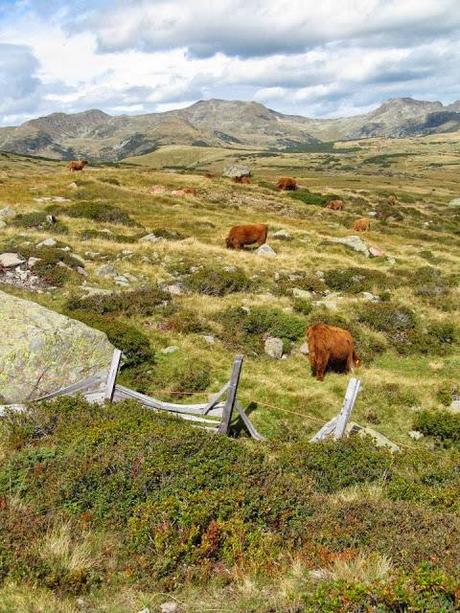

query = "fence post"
[105, 349, 122, 402]
[217, 355, 244, 435]
[334, 378, 361, 439]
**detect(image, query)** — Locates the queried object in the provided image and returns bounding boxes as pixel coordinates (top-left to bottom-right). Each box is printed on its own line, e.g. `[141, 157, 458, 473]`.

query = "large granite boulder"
[0, 290, 115, 404]
[222, 164, 251, 179]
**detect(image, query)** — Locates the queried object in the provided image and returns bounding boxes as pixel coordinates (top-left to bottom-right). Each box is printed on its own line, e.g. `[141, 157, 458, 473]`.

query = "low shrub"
[98, 177, 120, 185]
[152, 355, 212, 397]
[274, 271, 326, 296]
[323, 267, 388, 294]
[215, 306, 305, 353]
[292, 297, 314, 316]
[164, 309, 210, 334]
[357, 302, 418, 353]
[69, 311, 154, 368]
[12, 211, 68, 234]
[184, 266, 252, 296]
[413, 411, 460, 444]
[288, 189, 330, 206]
[53, 201, 135, 226]
[15, 245, 83, 287]
[149, 228, 188, 240]
[65, 286, 169, 317]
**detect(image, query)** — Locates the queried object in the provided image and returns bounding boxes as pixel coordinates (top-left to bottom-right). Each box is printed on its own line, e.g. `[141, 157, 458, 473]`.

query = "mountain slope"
[0, 97, 459, 161]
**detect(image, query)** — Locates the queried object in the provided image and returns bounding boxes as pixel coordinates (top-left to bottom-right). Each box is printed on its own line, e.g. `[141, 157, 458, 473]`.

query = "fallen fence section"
[1, 351, 265, 441]
[310, 378, 361, 442]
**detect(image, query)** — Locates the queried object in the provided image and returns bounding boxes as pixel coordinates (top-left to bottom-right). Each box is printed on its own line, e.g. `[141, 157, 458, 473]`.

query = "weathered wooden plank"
[113, 385, 224, 417]
[201, 382, 229, 414]
[104, 349, 122, 402]
[334, 378, 361, 439]
[310, 416, 339, 442]
[218, 355, 243, 435]
[235, 401, 266, 441]
[35, 373, 104, 401]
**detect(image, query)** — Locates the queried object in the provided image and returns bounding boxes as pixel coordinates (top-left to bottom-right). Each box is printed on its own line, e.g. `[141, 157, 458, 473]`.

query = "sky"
[0, 0, 459, 126]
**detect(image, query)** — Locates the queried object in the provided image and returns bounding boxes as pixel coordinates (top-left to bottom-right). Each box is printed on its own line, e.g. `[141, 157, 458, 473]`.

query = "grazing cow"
[233, 176, 251, 184]
[277, 177, 297, 191]
[226, 223, 268, 249]
[352, 217, 371, 232]
[307, 323, 360, 381]
[388, 194, 398, 206]
[67, 160, 88, 172]
[327, 199, 344, 211]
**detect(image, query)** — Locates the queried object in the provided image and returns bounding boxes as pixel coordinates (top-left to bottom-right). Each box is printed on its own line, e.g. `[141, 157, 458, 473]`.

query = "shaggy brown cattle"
[233, 176, 251, 184]
[226, 223, 268, 249]
[352, 217, 371, 231]
[327, 199, 344, 211]
[277, 177, 297, 191]
[67, 160, 88, 172]
[388, 194, 398, 205]
[307, 323, 360, 381]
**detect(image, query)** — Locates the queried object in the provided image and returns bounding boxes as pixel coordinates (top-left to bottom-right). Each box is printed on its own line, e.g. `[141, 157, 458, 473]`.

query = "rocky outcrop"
[0, 290, 114, 404]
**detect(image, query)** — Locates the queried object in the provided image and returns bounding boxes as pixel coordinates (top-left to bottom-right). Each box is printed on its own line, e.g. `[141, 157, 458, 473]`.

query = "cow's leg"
[315, 355, 328, 381]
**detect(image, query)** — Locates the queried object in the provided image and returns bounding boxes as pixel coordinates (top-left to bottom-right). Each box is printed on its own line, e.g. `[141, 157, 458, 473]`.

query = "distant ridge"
[1, 97, 459, 161]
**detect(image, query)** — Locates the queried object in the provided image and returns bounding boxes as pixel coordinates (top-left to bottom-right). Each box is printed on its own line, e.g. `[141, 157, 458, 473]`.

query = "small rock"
[223, 265, 237, 272]
[162, 346, 178, 355]
[256, 244, 276, 257]
[68, 182, 78, 189]
[37, 238, 57, 248]
[96, 264, 118, 278]
[408, 430, 424, 441]
[0, 253, 25, 268]
[137, 609, 150, 613]
[369, 245, 385, 258]
[77, 266, 88, 276]
[448, 197, 460, 206]
[292, 288, 312, 300]
[0, 206, 16, 220]
[361, 291, 380, 303]
[315, 270, 325, 279]
[272, 229, 291, 240]
[298, 342, 309, 355]
[449, 397, 460, 413]
[264, 336, 284, 359]
[140, 233, 162, 243]
[160, 603, 178, 613]
[124, 272, 138, 282]
[222, 164, 251, 179]
[165, 284, 183, 296]
[0, 220, 6, 229]
[27, 257, 41, 268]
[202, 335, 215, 344]
[115, 275, 130, 286]
[52, 196, 69, 203]
[386, 257, 396, 265]
[329, 235, 370, 257]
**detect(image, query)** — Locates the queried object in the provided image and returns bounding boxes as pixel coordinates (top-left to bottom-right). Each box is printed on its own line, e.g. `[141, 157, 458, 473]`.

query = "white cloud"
[0, 0, 459, 125]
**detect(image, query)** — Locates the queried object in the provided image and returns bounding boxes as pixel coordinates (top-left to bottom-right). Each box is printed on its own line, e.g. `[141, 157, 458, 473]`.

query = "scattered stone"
[264, 336, 284, 359]
[162, 346, 179, 355]
[37, 238, 57, 248]
[361, 292, 380, 303]
[0, 221, 6, 229]
[408, 430, 424, 441]
[27, 257, 41, 268]
[115, 275, 130, 286]
[202, 335, 215, 344]
[82, 286, 113, 296]
[0, 206, 16, 220]
[272, 229, 291, 240]
[386, 257, 396, 265]
[329, 235, 370, 257]
[160, 603, 178, 613]
[140, 233, 162, 243]
[315, 270, 325, 279]
[369, 245, 385, 258]
[0, 290, 114, 403]
[292, 288, 312, 300]
[347, 422, 400, 452]
[222, 164, 251, 179]
[77, 266, 88, 277]
[448, 197, 460, 206]
[124, 272, 138, 283]
[298, 342, 309, 355]
[315, 292, 343, 310]
[256, 244, 276, 257]
[0, 253, 25, 268]
[150, 185, 167, 195]
[95, 264, 118, 278]
[68, 182, 78, 189]
[223, 265, 237, 272]
[449, 396, 460, 413]
[165, 284, 183, 296]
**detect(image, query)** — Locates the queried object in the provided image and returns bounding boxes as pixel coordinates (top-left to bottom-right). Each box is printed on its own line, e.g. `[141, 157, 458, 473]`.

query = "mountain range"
[1, 97, 459, 161]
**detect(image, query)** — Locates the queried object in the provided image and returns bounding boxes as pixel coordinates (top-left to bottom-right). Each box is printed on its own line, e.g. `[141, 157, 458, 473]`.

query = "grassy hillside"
[0, 133, 459, 610]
